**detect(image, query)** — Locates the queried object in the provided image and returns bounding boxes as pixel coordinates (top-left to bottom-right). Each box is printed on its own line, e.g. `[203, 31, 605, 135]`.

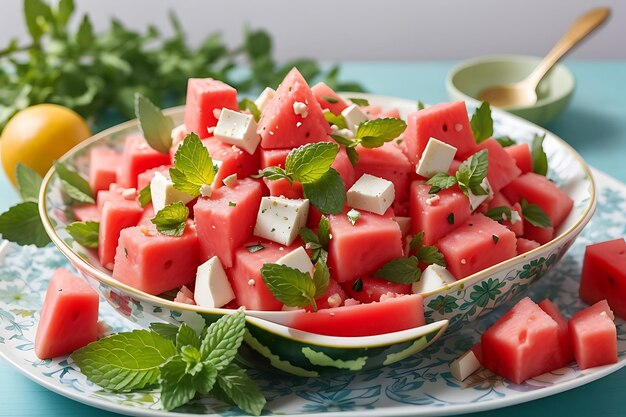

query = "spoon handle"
[525, 7, 611, 89]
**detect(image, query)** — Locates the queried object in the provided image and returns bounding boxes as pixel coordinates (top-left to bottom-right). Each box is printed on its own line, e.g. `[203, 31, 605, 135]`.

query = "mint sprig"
[170, 132, 217, 197]
[483, 206, 513, 223]
[54, 160, 94, 203]
[151, 202, 189, 236]
[300, 216, 331, 263]
[135, 92, 174, 154]
[520, 198, 552, 228]
[426, 172, 458, 194]
[312, 259, 330, 299]
[470, 101, 493, 144]
[15, 163, 42, 202]
[409, 231, 446, 266]
[285, 143, 339, 183]
[531, 133, 548, 176]
[66, 221, 99, 248]
[302, 168, 346, 215]
[238, 98, 261, 122]
[261, 261, 330, 312]
[425, 150, 489, 197]
[324, 112, 347, 129]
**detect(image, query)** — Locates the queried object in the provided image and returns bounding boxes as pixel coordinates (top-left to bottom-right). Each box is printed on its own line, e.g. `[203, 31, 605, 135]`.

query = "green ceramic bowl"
[446, 55, 575, 126]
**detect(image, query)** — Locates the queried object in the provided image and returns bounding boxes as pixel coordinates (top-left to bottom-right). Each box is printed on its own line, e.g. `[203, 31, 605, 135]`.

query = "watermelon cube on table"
[116, 134, 171, 188]
[257, 68, 331, 149]
[328, 208, 403, 283]
[98, 199, 143, 269]
[504, 143, 533, 174]
[342, 276, 411, 304]
[72, 204, 101, 222]
[409, 181, 471, 245]
[34, 269, 99, 359]
[569, 300, 618, 370]
[194, 178, 263, 268]
[437, 213, 517, 279]
[112, 221, 200, 295]
[471, 138, 522, 193]
[579, 238, 626, 319]
[89, 147, 121, 193]
[200, 138, 261, 187]
[403, 101, 478, 166]
[517, 238, 540, 255]
[538, 299, 574, 368]
[481, 297, 563, 384]
[311, 82, 349, 115]
[184, 78, 238, 138]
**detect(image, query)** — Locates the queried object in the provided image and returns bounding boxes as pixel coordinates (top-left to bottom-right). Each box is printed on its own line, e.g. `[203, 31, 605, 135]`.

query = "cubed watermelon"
[96, 185, 125, 212]
[117, 134, 171, 188]
[257, 68, 331, 149]
[72, 204, 100, 222]
[579, 238, 626, 319]
[201, 138, 261, 187]
[174, 285, 196, 305]
[332, 148, 356, 190]
[34, 269, 99, 359]
[313, 278, 347, 310]
[504, 143, 533, 174]
[403, 102, 478, 166]
[447, 159, 462, 176]
[98, 199, 143, 269]
[136, 165, 170, 191]
[538, 299, 574, 368]
[409, 181, 471, 245]
[437, 213, 517, 279]
[517, 238, 540, 254]
[343, 276, 411, 304]
[194, 178, 263, 268]
[263, 177, 303, 199]
[569, 300, 618, 370]
[89, 147, 121, 193]
[472, 138, 521, 193]
[311, 82, 349, 114]
[481, 297, 562, 384]
[362, 105, 382, 120]
[381, 108, 401, 119]
[184, 78, 238, 138]
[112, 221, 200, 295]
[523, 221, 554, 245]
[502, 172, 573, 229]
[328, 208, 403, 283]
[260, 148, 291, 169]
[138, 203, 155, 226]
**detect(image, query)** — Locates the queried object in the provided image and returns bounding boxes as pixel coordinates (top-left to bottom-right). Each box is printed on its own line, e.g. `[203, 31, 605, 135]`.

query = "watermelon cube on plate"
[184, 78, 238, 138]
[343, 276, 411, 304]
[437, 213, 517, 279]
[471, 138, 521, 193]
[98, 199, 143, 269]
[116, 134, 171, 188]
[35, 269, 99, 359]
[89, 147, 121, 193]
[579, 238, 626, 319]
[311, 82, 349, 115]
[112, 221, 201, 295]
[538, 299, 574, 368]
[504, 143, 533, 174]
[194, 178, 263, 268]
[569, 300, 618, 370]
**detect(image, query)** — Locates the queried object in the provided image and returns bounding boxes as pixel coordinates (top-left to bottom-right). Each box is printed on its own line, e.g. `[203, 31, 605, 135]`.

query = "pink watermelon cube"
[201, 138, 261, 187]
[361, 105, 382, 120]
[96, 184, 125, 212]
[437, 213, 517, 279]
[538, 299, 574, 368]
[328, 208, 403, 283]
[579, 238, 626, 319]
[98, 199, 143, 269]
[263, 177, 303, 199]
[311, 82, 349, 114]
[523, 221, 554, 245]
[569, 300, 618, 370]
[381, 108, 401, 119]
[34, 269, 99, 359]
[332, 148, 356, 190]
[313, 278, 347, 310]
[258, 68, 331, 149]
[260, 148, 290, 168]
[117, 134, 171, 188]
[403, 101, 478, 166]
[112, 221, 200, 295]
[138, 203, 155, 226]
[517, 238, 540, 255]
[504, 143, 533, 174]
[72, 204, 101, 222]
[194, 178, 263, 268]
[469, 138, 522, 193]
[342, 276, 411, 304]
[89, 147, 121, 193]
[184, 78, 238, 138]
[136, 165, 170, 191]
[502, 172, 573, 229]
[481, 297, 563, 384]
[409, 181, 471, 245]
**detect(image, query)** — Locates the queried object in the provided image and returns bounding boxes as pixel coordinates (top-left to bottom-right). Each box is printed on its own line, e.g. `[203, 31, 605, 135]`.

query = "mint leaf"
[285, 143, 339, 184]
[483, 206, 513, 223]
[312, 260, 330, 299]
[322, 95, 339, 104]
[54, 161, 94, 203]
[193, 363, 218, 395]
[238, 98, 261, 122]
[256, 166, 291, 183]
[0, 202, 50, 247]
[66, 221, 99, 248]
[456, 150, 489, 196]
[520, 198, 552, 228]
[15, 163, 42, 202]
[159, 356, 197, 411]
[299, 227, 320, 246]
[355, 118, 407, 148]
[349, 97, 369, 106]
[426, 172, 457, 194]
[215, 363, 266, 416]
[261, 263, 318, 310]
[374, 256, 421, 284]
[176, 323, 200, 351]
[71, 330, 176, 391]
[495, 136, 516, 147]
[170, 133, 216, 197]
[151, 202, 189, 236]
[409, 232, 424, 253]
[302, 168, 346, 215]
[347, 208, 360, 225]
[318, 216, 331, 248]
[417, 246, 446, 267]
[200, 309, 246, 370]
[180, 345, 203, 375]
[345, 146, 359, 166]
[138, 184, 152, 207]
[470, 101, 493, 143]
[149, 323, 179, 343]
[135, 92, 174, 154]
[531, 134, 548, 176]
[417, 100, 425, 110]
[324, 112, 347, 129]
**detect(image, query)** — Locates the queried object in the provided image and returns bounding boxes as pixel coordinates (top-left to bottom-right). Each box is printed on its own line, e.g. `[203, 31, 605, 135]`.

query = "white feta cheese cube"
[450, 349, 481, 382]
[275, 246, 314, 277]
[415, 137, 457, 178]
[254, 87, 276, 113]
[200, 184, 213, 198]
[254, 196, 310, 246]
[214, 108, 261, 154]
[347, 174, 395, 215]
[341, 104, 368, 133]
[411, 264, 456, 294]
[510, 209, 522, 224]
[150, 171, 195, 213]
[222, 173, 238, 187]
[293, 101, 309, 118]
[468, 178, 494, 211]
[194, 256, 235, 308]
[393, 216, 411, 237]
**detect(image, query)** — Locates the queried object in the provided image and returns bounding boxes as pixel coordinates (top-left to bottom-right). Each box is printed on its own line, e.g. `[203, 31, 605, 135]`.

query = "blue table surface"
[0, 60, 625, 417]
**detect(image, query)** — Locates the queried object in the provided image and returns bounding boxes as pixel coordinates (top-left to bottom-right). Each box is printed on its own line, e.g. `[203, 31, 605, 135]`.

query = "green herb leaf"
[261, 263, 317, 310]
[193, 363, 218, 395]
[299, 227, 319, 246]
[285, 143, 339, 184]
[347, 208, 360, 225]
[256, 166, 291, 183]
[455, 150, 489, 196]
[495, 136, 516, 147]
[417, 246, 446, 267]
[349, 97, 369, 106]
[151, 202, 189, 236]
[66, 221, 99, 248]
[170, 133, 216, 196]
[24, 0, 51, 42]
[200, 309, 246, 370]
[324, 112, 347, 129]
[71, 330, 176, 392]
[302, 168, 346, 215]
[520, 198, 552, 228]
[312, 260, 330, 299]
[409, 232, 424, 253]
[374, 256, 421, 284]
[135, 92, 174, 154]
[238, 98, 261, 122]
[345, 147, 359, 167]
[15, 163, 42, 202]
[245, 243, 265, 253]
[355, 118, 407, 148]
[531, 134, 548, 176]
[322, 95, 339, 104]
[159, 356, 197, 411]
[54, 161, 94, 203]
[0, 202, 50, 247]
[318, 215, 330, 248]
[483, 206, 512, 223]
[176, 323, 200, 352]
[214, 363, 266, 416]
[138, 184, 152, 207]
[417, 100, 425, 110]
[425, 172, 457, 194]
[149, 323, 179, 343]
[470, 101, 493, 143]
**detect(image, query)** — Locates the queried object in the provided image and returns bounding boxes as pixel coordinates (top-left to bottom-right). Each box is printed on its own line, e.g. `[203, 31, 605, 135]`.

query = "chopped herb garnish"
[347, 208, 360, 225]
[246, 244, 265, 253]
[495, 136, 517, 147]
[520, 198, 552, 228]
[228, 201, 237, 207]
[322, 95, 339, 104]
[470, 101, 493, 144]
[348, 97, 369, 106]
[531, 134, 548, 176]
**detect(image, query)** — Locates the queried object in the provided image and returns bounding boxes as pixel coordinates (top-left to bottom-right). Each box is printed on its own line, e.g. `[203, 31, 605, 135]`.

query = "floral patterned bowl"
[38, 94, 595, 374]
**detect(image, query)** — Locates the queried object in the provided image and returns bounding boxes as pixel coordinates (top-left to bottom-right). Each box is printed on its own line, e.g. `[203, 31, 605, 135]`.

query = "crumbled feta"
[194, 256, 235, 308]
[450, 349, 481, 381]
[327, 293, 342, 308]
[222, 173, 238, 187]
[347, 174, 395, 215]
[213, 109, 261, 154]
[510, 209, 522, 224]
[415, 137, 457, 178]
[121, 188, 137, 200]
[275, 246, 314, 277]
[330, 124, 355, 139]
[253, 196, 310, 246]
[150, 172, 195, 213]
[213, 108, 222, 120]
[293, 101, 309, 118]
[468, 178, 494, 211]
[426, 194, 440, 206]
[200, 184, 213, 198]
[254, 87, 276, 113]
[411, 264, 456, 294]
[248, 279, 256, 287]
[341, 104, 368, 133]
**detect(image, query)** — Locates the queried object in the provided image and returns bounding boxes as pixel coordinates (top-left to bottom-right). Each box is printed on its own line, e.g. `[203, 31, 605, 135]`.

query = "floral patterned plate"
[1, 168, 624, 416]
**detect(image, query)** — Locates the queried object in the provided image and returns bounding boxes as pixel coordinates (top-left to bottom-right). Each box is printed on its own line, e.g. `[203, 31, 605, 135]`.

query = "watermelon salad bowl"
[38, 87, 595, 377]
